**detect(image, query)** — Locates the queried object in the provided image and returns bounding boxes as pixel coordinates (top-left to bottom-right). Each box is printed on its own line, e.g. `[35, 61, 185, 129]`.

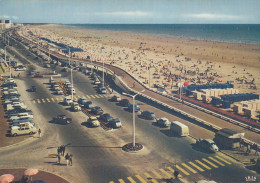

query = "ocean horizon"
[65, 24, 260, 45]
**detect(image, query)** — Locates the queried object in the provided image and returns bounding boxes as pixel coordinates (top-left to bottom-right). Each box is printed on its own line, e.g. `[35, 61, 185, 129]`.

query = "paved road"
[1, 31, 259, 183]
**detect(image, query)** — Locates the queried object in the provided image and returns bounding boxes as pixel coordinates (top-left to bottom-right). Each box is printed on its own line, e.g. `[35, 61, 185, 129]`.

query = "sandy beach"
[25, 24, 260, 95]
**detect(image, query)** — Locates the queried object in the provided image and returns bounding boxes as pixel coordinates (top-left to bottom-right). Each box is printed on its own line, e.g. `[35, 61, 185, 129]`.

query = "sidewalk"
[0, 169, 69, 183]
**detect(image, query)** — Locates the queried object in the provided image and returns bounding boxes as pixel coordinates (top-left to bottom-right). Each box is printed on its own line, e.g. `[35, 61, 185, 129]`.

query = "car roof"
[204, 139, 214, 143]
[90, 116, 97, 120]
[159, 117, 169, 121]
[144, 110, 154, 113]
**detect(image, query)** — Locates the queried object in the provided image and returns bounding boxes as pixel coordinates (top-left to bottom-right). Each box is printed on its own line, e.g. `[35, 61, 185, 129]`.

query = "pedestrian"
[57, 146, 61, 155]
[38, 128, 41, 138]
[239, 139, 243, 151]
[57, 153, 61, 164]
[60, 145, 63, 156]
[63, 145, 66, 156]
[65, 153, 69, 166]
[69, 154, 73, 166]
[255, 144, 259, 156]
[174, 170, 179, 179]
[246, 144, 251, 154]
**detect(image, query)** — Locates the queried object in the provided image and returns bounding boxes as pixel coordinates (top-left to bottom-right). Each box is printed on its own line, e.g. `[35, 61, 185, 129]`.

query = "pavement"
[1, 35, 260, 182]
[0, 168, 69, 183]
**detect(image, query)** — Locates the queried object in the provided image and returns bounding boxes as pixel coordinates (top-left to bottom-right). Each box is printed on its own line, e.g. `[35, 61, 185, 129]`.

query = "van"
[170, 121, 189, 137]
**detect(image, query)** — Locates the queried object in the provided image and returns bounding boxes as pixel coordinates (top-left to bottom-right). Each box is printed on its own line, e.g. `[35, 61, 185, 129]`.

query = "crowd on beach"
[23, 25, 260, 96]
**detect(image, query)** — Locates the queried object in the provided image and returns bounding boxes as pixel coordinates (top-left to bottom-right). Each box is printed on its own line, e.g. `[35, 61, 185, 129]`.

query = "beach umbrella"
[0, 174, 14, 183]
[24, 169, 39, 181]
[184, 81, 189, 86]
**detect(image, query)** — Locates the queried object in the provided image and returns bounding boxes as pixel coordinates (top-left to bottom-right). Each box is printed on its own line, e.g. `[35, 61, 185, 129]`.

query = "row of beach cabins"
[183, 83, 260, 119]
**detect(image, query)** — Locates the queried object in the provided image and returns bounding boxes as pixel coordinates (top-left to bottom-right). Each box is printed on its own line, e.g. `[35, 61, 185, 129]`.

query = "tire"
[13, 133, 17, 137]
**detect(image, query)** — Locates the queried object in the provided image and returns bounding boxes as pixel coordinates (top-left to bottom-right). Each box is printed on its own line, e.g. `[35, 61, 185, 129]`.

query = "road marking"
[195, 160, 211, 170]
[95, 95, 100, 98]
[127, 177, 136, 183]
[202, 158, 218, 168]
[73, 96, 78, 100]
[176, 165, 190, 175]
[159, 169, 172, 178]
[181, 163, 197, 174]
[209, 157, 225, 166]
[98, 94, 104, 98]
[37, 99, 41, 104]
[46, 98, 51, 102]
[85, 95, 91, 99]
[167, 167, 182, 178]
[188, 161, 204, 172]
[215, 156, 232, 165]
[90, 95, 95, 98]
[33, 100, 36, 104]
[143, 172, 158, 183]
[56, 98, 60, 102]
[135, 175, 147, 183]
[151, 170, 162, 179]
[108, 182, 114, 183]
[51, 98, 55, 102]
[118, 179, 125, 183]
[42, 99, 46, 103]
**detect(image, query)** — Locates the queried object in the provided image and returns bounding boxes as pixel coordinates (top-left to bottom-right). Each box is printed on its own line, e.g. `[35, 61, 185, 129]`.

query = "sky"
[0, 0, 260, 24]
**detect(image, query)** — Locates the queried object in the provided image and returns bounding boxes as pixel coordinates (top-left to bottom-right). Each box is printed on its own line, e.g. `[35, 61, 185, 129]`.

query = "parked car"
[94, 79, 101, 85]
[63, 96, 73, 106]
[8, 109, 32, 117]
[11, 126, 37, 137]
[12, 118, 34, 126]
[141, 110, 156, 120]
[156, 117, 171, 127]
[92, 106, 104, 116]
[71, 102, 81, 111]
[53, 115, 72, 125]
[55, 89, 63, 95]
[100, 113, 113, 122]
[84, 101, 94, 109]
[111, 95, 121, 102]
[10, 113, 33, 120]
[128, 104, 141, 112]
[78, 97, 88, 105]
[195, 139, 219, 153]
[87, 116, 100, 127]
[98, 87, 107, 94]
[119, 99, 130, 107]
[110, 118, 122, 128]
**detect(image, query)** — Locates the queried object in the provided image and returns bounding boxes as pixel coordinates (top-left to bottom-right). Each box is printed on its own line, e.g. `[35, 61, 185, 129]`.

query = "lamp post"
[68, 47, 71, 66]
[71, 68, 74, 101]
[123, 89, 145, 147]
[102, 58, 105, 85]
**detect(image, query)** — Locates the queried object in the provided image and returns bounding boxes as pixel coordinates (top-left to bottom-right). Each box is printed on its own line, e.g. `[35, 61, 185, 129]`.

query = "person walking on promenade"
[57, 153, 61, 164]
[65, 153, 69, 166]
[255, 144, 259, 156]
[60, 145, 64, 156]
[69, 154, 73, 166]
[57, 146, 61, 155]
[63, 145, 66, 156]
[246, 144, 251, 155]
[38, 128, 41, 138]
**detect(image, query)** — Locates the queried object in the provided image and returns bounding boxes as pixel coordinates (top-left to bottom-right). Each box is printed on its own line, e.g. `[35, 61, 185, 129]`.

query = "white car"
[156, 117, 171, 127]
[11, 126, 37, 137]
[63, 97, 73, 106]
[10, 113, 34, 120]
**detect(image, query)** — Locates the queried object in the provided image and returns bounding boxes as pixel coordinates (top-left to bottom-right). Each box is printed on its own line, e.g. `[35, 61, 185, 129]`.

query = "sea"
[66, 24, 260, 45]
